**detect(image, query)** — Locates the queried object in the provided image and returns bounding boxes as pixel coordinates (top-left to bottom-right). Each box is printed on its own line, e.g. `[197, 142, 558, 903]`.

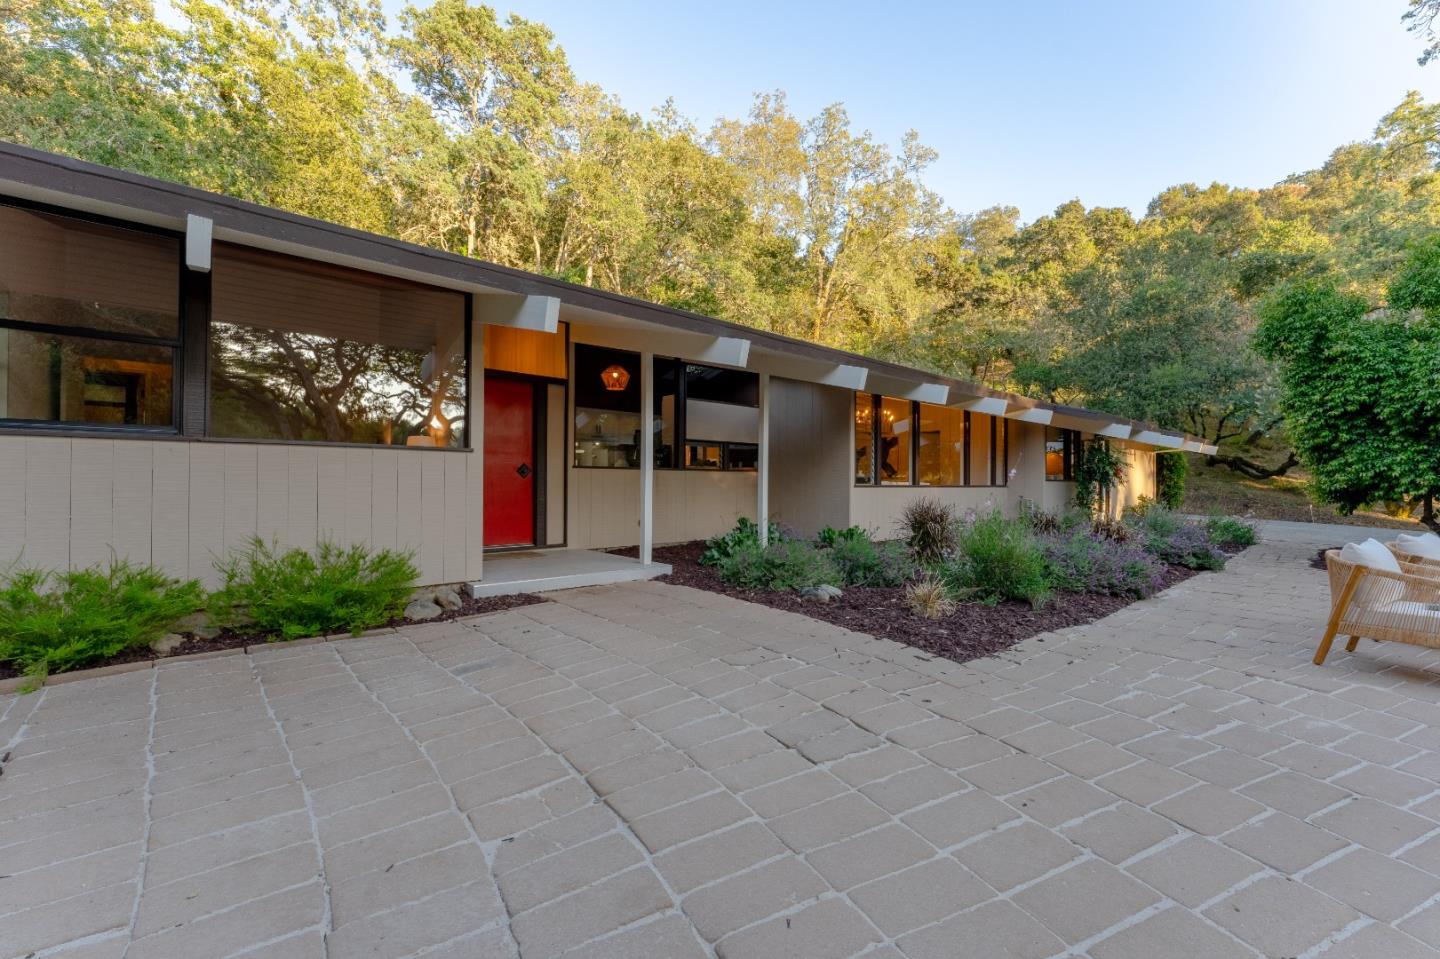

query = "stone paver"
[4, 519, 1440, 957]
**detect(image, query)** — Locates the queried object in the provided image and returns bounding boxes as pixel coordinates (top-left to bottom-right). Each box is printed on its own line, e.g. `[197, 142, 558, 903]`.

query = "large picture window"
[652, 357, 759, 471]
[0, 202, 179, 429]
[210, 245, 466, 447]
[856, 395, 1009, 488]
[1046, 426, 1079, 481]
[574, 344, 642, 467]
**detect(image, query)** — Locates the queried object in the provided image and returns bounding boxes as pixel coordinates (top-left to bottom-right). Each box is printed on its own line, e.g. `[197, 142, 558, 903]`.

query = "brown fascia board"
[0, 140, 1039, 412]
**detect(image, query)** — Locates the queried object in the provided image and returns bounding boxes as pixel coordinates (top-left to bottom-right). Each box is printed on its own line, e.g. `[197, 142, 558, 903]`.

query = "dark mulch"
[617, 541, 1216, 666]
[1311, 548, 1342, 571]
[0, 592, 549, 682]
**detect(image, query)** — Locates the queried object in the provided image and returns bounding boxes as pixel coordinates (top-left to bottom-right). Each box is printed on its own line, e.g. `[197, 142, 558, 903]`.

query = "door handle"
[516, 462, 531, 479]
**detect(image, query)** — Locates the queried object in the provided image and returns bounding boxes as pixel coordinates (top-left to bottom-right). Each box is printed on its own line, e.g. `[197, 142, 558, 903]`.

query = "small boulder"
[174, 612, 221, 640]
[799, 584, 843, 602]
[404, 599, 443, 622]
[434, 585, 463, 611]
[150, 633, 187, 655]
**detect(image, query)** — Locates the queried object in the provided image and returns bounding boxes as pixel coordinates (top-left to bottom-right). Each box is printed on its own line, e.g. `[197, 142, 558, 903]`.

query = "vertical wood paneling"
[419, 453, 445, 584]
[187, 444, 224, 581]
[255, 446, 288, 544]
[24, 438, 71, 571]
[285, 447, 319, 551]
[316, 449, 346, 544]
[222, 445, 258, 560]
[344, 449, 372, 548]
[370, 450, 399, 553]
[151, 442, 189, 579]
[69, 440, 113, 570]
[111, 441, 153, 565]
[0, 436, 26, 565]
[443, 453, 466, 582]
[395, 453, 422, 561]
[465, 446, 485, 580]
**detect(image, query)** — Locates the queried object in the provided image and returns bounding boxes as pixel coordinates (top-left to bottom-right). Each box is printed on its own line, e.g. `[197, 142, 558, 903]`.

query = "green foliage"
[905, 576, 956, 620]
[939, 511, 1052, 608]
[1205, 514, 1259, 547]
[0, 560, 203, 679]
[213, 539, 418, 641]
[828, 537, 917, 588]
[1125, 508, 1227, 570]
[701, 518, 781, 567]
[1040, 530, 1164, 598]
[1073, 439, 1129, 515]
[715, 539, 840, 592]
[899, 498, 957, 565]
[1255, 270, 1440, 521]
[816, 525, 870, 548]
[1155, 454, 1188, 510]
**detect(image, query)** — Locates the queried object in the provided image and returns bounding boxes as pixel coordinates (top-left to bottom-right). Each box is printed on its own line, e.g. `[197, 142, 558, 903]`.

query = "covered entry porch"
[469, 547, 671, 598]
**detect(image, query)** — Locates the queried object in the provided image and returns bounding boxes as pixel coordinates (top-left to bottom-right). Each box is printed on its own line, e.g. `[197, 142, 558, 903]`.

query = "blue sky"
[378, 0, 1439, 222]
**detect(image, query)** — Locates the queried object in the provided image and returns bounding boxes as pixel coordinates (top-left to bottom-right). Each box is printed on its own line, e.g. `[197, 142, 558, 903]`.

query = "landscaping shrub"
[900, 498, 957, 565]
[716, 538, 840, 591]
[815, 525, 870, 548]
[905, 576, 956, 620]
[828, 536, 916, 587]
[1155, 453, 1187, 510]
[940, 511, 1052, 608]
[701, 517, 782, 566]
[1126, 504, 1185, 540]
[1041, 530, 1164, 598]
[0, 560, 204, 679]
[1205, 513, 1259, 548]
[1147, 524, 1227, 569]
[213, 538, 418, 641]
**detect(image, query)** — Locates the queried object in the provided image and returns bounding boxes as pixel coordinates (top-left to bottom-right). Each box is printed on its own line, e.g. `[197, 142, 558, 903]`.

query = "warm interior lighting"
[601, 364, 631, 391]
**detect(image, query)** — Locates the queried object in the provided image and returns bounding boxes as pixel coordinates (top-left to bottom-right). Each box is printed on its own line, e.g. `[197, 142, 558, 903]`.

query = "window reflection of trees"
[210, 323, 465, 446]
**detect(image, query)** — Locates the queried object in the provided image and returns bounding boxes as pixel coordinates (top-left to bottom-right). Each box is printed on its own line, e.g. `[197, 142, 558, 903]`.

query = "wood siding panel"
[419, 453, 445, 584]
[151, 443, 188, 579]
[222, 444, 258, 561]
[316, 449, 346, 544]
[255, 446, 289, 544]
[0, 436, 25, 565]
[23, 438, 70, 571]
[69, 440, 113, 570]
[443, 453, 466, 582]
[186, 444, 224, 581]
[111, 441, 153, 565]
[285, 447, 319, 551]
[344, 449, 372, 548]
[370, 450, 399, 554]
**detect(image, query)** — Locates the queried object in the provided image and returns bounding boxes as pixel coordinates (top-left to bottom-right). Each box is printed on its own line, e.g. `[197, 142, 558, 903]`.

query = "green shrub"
[940, 511, 1052, 608]
[828, 537, 916, 587]
[1126, 505, 1185, 540]
[715, 539, 840, 591]
[899, 498, 957, 565]
[213, 538, 418, 641]
[816, 525, 870, 548]
[1156, 453, 1188, 510]
[1040, 530, 1164, 598]
[1205, 513, 1259, 548]
[0, 560, 203, 679]
[701, 517, 781, 566]
[1125, 507, 1227, 570]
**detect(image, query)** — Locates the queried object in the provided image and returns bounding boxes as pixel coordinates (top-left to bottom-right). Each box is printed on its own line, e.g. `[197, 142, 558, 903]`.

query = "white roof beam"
[868, 374, 949, 405]
[1133, 430, 1186, 449]
[185, 214, 212, 272]
[1006, 407, 1054, 425]
[571, 324, 750, 367]
[959, 396, 1009, 416]
[1098, 422, 1133, 439]
[747, 351, 867, 390]
[475, 293, 560, 333]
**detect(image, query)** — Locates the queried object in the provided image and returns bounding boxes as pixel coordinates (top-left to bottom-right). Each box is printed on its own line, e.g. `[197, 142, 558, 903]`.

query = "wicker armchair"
[1316, 550, 1440, 665]
[1387, 541, 1440, 571]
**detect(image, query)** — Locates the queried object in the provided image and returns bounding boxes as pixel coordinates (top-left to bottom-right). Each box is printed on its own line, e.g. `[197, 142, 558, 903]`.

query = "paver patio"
[4, 520, 1440, 958]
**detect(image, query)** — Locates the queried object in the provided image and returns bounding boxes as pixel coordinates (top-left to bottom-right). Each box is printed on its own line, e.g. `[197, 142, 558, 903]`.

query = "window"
[1046, 426, 1078, 481]
[649, 357, 759, 471]
[0, 202, 179, 428]
[878, 397, 912, 484]
[574, 344, 642, 467]
[855, 395, 875, 485]
[969, 412, 993, 485]
[654, 357, 679, 468]
[209, 244, 466, 447]
[917, 403, 964, 486]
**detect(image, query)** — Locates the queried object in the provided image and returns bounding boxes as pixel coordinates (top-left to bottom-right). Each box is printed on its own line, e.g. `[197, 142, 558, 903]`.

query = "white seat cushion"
[1395, 531, 1440, 561]
[1339, 538, 1402, 574]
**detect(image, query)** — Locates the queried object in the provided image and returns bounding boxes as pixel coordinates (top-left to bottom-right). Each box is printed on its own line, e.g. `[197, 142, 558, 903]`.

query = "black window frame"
[854, 393, 1010, 489]
[1045, 426, 1079, 482]
[0, 196, 185, 436]
[653, 355, 759, 472]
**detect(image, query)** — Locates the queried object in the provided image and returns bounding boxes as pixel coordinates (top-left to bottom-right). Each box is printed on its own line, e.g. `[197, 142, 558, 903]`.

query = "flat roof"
[0, 140, 1213, 453]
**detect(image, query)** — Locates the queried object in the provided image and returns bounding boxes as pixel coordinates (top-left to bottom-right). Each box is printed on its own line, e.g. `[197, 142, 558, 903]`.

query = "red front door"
[484, 378, 536, 547]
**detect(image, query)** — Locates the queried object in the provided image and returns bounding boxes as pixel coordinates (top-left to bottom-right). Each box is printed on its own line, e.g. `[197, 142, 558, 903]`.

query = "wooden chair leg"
[1316, 569, 1362, 666]
[1314, 624, 1339, 665]
[1345, 635, 1360, 653]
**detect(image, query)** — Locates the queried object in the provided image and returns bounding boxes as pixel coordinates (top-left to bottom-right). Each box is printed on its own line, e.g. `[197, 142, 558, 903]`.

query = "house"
[0, 143, 1216, 594]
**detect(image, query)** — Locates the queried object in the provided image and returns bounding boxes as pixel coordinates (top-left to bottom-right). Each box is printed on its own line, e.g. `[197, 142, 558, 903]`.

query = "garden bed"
[0, 592, 549, 683]
[618, 540, 1244, 665]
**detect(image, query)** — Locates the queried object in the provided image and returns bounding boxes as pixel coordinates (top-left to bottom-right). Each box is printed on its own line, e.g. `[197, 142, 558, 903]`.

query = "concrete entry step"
[470, 547, 671, 598]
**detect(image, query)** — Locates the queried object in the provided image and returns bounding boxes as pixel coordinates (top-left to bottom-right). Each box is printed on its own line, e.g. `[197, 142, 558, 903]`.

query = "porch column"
[468, 302, 485, 582]
[757, 372, 770, 546]
[640, 350, 654, 564]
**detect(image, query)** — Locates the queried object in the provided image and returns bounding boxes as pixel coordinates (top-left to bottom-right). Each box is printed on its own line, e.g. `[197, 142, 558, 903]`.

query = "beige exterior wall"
[849, 485, 1006, 537]
[767, 378, 852, 536]
[567, 467, 757, 550]
[0, 434, 481, 588]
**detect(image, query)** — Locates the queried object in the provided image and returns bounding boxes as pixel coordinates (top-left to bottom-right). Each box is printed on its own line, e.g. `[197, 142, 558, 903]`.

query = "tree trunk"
[1208, 451, 1299, 480]
[1423, 491, 1438, 532]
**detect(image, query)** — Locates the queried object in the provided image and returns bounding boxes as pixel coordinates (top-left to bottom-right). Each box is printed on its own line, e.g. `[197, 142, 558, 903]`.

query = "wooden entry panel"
[484, 378, 536, 547]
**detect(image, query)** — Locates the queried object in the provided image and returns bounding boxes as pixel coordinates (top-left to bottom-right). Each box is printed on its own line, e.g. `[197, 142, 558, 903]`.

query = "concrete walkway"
[3, 523, 1440, 958]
